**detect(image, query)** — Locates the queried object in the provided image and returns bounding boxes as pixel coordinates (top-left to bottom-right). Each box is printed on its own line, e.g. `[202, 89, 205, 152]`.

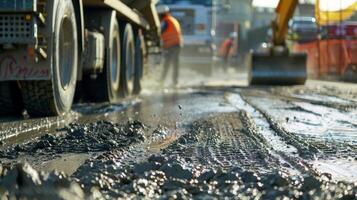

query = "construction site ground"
[0, 66, 356, 199]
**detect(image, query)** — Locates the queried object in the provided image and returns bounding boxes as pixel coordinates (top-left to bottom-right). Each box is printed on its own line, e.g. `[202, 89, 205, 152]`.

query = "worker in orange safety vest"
[157, 5, 183, 87]
[219, 32, 237, 72]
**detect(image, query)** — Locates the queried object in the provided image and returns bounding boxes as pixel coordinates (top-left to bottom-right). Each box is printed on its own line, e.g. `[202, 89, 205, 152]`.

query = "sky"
[253, 0, 357, 10]
[253, 0, 316, 8]
[252, 0, 279, 8]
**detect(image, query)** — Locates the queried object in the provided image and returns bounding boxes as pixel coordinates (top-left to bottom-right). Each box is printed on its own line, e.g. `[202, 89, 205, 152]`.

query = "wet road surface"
[0, 79, 357, 199]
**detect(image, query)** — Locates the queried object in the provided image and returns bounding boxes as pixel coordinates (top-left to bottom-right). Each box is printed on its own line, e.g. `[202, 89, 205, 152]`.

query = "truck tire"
[83, 11, 121, 103]
[21, 0, 78, 117]
[120, 23, 135, 97]
[133, 31, 146, 95]
[0, 82, 23, 115]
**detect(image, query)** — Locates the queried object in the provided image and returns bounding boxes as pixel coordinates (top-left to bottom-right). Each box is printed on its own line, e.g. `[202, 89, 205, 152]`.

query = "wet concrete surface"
[0, 78, 357, 199]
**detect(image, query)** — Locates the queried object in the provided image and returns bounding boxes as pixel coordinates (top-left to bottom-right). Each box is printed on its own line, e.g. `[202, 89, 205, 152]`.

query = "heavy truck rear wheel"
[120, 23, 136, 97]
[21, 0, 78, 117]
[83, 11, 121, 103]
[133, 31, 146, 95]
[0, 82, 23, 115]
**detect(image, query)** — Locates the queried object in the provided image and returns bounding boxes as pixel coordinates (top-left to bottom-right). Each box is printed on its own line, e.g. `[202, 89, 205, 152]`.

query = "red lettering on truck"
[0, 56, 50, 79]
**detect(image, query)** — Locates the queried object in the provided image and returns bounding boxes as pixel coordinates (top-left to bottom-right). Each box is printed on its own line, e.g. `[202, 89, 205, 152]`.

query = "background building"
[214, 0, 253, 42]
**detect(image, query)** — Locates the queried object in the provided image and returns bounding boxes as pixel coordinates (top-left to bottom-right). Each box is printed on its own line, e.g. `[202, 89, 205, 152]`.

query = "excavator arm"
[273, 0, 299, 46]
[248, 0, 307, 86]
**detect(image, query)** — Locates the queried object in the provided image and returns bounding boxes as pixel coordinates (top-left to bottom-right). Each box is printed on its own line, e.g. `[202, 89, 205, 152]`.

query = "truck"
[159, 0, 215, 74]
[0, 0, 161, 117]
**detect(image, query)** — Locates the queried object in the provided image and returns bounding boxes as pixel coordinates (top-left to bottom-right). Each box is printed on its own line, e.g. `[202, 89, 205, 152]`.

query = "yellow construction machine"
[249, 0, 307, 85]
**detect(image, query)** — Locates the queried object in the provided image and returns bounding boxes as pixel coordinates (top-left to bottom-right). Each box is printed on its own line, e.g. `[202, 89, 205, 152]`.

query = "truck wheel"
[133, 31, 146, 95]
[0, 82, 23, 115]
[83, 11, 121, 103]
[21, 0, 78, 117]
[120, 23, 135, 97]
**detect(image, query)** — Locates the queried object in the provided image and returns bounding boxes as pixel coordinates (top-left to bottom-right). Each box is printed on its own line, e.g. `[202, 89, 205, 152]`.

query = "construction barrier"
[292, 0, 357, 79]
[293, 39, 357, 79]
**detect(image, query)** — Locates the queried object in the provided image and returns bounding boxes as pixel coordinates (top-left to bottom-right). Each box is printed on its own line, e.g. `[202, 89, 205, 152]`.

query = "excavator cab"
[249, 0, 308, 86]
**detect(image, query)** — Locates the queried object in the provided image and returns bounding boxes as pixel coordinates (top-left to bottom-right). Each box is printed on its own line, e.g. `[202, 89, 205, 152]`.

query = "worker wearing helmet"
[157, 5, 183, 87]
[219, 32, 237, 72]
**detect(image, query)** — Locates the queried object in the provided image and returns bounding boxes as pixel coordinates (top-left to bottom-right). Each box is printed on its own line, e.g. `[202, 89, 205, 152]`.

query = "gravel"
[0, 120, 146, 159]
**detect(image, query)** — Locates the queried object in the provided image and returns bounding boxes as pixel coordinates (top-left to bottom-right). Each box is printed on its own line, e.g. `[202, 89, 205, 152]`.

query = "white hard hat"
[230, 32, 238, 38]
[157, 5, 170, 14]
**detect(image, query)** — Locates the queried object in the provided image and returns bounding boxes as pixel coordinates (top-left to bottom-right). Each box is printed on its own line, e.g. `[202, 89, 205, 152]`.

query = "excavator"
[249, 0, 308, 85]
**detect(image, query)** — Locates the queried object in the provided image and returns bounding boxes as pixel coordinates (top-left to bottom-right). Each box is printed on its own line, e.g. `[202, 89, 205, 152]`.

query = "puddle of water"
[312, 159, 357, 182]
[73, 98, 140, 116]
[0, 112, 80, 147]
[36, 153, 91, 176]
[0, 98, 140, 147]
[241, 91, 357, 181]
[246, 96, 357, 141]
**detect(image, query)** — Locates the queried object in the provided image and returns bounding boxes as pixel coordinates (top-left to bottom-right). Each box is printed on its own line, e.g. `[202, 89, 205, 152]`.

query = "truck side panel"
[0, 49, 50, 80]
[0, 0, 59, 80]
[82, 0, 160, 44]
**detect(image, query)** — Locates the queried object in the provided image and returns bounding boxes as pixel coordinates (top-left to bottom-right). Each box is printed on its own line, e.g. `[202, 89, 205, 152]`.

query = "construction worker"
[219, 32, 237, 72]
[157, 5, 183, 87]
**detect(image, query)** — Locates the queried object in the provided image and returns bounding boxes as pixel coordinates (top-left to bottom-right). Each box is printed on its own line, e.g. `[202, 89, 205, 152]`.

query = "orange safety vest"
[219, 38, 234, 57]
[161, 14, 182, 49]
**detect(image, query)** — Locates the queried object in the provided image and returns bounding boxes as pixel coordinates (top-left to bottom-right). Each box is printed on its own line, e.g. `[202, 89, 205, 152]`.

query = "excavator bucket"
[248, 51, 307, 85]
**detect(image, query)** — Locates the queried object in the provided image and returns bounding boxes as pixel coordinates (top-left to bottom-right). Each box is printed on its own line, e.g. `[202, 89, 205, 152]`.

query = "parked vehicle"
[288, 16, 319, 43]
[0, 0, 161, 117]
